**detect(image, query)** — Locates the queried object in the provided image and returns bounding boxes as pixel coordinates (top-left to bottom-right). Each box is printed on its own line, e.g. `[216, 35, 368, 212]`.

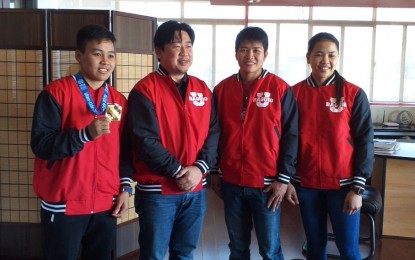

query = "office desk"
[371, 141, 415, 239]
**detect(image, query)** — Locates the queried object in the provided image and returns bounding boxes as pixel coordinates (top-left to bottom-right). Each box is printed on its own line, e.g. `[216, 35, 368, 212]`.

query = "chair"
[302, 185, 383, 260]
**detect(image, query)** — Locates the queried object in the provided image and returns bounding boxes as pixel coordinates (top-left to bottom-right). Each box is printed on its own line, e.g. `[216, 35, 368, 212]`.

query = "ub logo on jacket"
[214, 70, 298, 188]
[326, 97, 347, 113]
[189, 92, 208, 106]
[253, 92, 274, 108]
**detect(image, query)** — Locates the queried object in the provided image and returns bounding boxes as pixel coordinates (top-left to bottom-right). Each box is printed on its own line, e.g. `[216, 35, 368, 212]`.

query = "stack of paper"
[374, 139, 399, 154]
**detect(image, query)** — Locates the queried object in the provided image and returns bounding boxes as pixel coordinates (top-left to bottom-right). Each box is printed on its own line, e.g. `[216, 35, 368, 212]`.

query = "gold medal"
[106, 103, 122, 121]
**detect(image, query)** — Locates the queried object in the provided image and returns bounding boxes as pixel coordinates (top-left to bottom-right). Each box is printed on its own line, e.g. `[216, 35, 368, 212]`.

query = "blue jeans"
[135, 189, 207, 260]
[222, 182, 284, 260]
[295, 183, 361, 260]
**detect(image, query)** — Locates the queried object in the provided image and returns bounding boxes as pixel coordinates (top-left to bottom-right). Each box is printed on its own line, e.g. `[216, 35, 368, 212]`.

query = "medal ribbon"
[74, 73, 108, 116]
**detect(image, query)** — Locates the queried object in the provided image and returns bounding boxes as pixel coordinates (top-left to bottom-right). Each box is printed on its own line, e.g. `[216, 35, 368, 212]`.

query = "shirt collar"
[236, 68, 269, 82]
[157, 65, 189, 85]
[306, 72, 336, 87]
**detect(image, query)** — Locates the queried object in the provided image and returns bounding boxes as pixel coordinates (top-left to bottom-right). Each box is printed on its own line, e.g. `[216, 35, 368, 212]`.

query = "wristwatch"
[120, 186, 133, 196]
[350, 185, 364, 196]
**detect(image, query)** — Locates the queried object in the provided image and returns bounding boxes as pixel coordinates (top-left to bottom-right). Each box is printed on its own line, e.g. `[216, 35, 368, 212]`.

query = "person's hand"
[285, 183, 299, 205]
[112, 191, 129, 218]
[210, 174, 223, 199]
[343, 191, 362, 215]
[176, 166, 202, 192]
[87, 117, 111, 140]
[263, 182, 288, 212]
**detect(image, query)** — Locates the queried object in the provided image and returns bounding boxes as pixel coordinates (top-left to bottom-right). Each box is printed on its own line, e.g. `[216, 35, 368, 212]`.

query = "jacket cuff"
[277, 173, 291, 184]
[193, 160, 209, 174]
[120, 177, 133, 187]
[353, 176, 366, 188]
[173, 165, 183, 179]
[79, 128, 92, 143]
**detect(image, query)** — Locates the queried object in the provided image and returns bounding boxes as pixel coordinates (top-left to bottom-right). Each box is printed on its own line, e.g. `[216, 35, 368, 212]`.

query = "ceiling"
[210, 0, 415, 8]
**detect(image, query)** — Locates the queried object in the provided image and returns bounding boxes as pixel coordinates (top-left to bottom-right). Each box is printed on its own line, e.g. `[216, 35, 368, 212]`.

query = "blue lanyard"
[73, 73, 108, 116]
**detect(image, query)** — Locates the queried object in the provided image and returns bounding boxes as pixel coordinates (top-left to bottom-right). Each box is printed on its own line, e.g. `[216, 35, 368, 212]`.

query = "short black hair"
[154, 20, 195, 50]
[235, 27, 268, 53]
[76, 24, 116, 53]
[307, 32, 339, 54]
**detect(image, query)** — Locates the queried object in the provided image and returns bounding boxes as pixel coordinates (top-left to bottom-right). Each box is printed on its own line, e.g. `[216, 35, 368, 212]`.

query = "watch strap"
[120, 186, 133, 196]
[351, 185, 364, 196]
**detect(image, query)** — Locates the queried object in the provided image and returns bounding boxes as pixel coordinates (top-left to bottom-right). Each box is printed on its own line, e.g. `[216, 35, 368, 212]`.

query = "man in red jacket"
[120, 20, 220, 259]
[31, 24, 129, 260]
[212, 26, 298, 260]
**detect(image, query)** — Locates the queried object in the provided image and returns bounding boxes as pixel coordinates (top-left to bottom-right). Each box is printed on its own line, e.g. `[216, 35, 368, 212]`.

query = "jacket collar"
[306, 72, 336, 87]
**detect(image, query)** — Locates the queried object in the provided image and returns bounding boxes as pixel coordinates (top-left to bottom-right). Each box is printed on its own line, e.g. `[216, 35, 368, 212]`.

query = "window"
[184, 1, 244, 19]
[377, 8, 415, 22]
[188, 24, 214, 89]
[373, 25, 403, 102]
[215, 25, 244, 85]
[249, 6, 309, 20]
[313, 7, 373, 21]
[343, 27, 373, 97]
[278, 23, 309, 85]
[38, 0, 115, 10]
[118, 1, 181, 18]
[404, 26, 415, 102]
[35, 0, 415, 103]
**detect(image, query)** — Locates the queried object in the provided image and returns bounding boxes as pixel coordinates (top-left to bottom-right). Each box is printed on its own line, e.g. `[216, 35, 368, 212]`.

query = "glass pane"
[249, 6, 309, 20]
[215, 25, 245, 86]
[279, 23, 309, 86]
[313, 7, 373, 21]
[248, 23, 277, 74]
[188, 24, 213, 90]
[343, 27, 373, 99]
[184, 1, 244, 19]
[377, 8, 415, 22]
[38, 0, 114, 9]
[373, 25, 403, 102]
[118, 1, 181, 18]
[37, 0, 60, 8]
[404, 26, 415, 102]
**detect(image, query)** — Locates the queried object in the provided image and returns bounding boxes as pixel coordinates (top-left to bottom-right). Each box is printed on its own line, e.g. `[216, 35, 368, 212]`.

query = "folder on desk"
[374, 139, 400, 154]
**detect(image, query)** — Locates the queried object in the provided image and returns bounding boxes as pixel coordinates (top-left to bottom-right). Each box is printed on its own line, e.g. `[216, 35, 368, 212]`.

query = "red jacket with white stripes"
[120, 68, 220, 195]
[291, 75, 374, 189]
[214, 70, 298, 188]
[31, 76, 127, 215]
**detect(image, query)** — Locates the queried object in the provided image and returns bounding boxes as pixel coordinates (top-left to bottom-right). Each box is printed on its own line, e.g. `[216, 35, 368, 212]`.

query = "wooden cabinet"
[371, 142, 415, 239]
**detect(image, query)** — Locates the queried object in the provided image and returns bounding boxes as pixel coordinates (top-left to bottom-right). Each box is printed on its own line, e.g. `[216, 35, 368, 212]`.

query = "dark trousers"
[41, 209, 116, 260]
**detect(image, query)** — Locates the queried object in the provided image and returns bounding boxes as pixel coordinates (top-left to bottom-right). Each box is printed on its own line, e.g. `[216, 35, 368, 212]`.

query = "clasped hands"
[176, 166, 202, 192]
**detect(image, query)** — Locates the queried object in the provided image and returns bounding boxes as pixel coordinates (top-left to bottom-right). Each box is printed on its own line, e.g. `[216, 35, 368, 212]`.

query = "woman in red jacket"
[286, 32, 374, 260]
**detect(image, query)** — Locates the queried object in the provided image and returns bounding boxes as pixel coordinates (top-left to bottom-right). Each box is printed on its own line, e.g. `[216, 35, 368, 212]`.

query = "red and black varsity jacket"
[291, 74, 374, 189]
[120, 67, 220, 195]
[31, 76, 127, 215]
[214, 70, 298, 188]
